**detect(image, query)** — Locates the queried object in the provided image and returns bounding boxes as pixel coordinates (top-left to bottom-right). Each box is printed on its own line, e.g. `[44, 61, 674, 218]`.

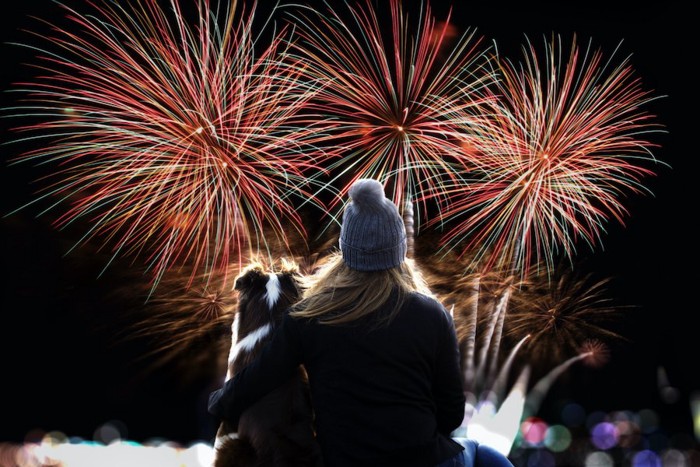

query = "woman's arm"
[208, 313, 304, 426]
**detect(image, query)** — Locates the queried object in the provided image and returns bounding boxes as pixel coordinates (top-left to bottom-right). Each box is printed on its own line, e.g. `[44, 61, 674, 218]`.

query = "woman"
[208, 178, 513, 467]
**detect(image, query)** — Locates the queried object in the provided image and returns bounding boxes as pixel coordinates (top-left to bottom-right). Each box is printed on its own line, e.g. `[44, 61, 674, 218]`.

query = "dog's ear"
[234, 262, 267, 292]
[278, 258, 304, 297]
[276, 271, 301, 304]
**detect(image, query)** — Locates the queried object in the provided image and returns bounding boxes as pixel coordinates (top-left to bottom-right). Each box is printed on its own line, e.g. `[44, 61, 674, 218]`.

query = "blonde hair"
[290, 251, 433, 326]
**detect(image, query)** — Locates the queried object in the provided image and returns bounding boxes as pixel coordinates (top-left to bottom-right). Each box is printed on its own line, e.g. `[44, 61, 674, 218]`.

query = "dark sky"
[1, 0, 697, 451]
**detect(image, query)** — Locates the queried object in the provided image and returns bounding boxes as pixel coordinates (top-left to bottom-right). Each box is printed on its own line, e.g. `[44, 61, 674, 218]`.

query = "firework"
[4, 0, 329, 291]
[417, 235, 624, 454]
[112, 248, 326, 377]
[282, 0, 496, 227]
[504, 264, 628, 371]
[99, 262, 235, 383]
[428, 34, 666, 278]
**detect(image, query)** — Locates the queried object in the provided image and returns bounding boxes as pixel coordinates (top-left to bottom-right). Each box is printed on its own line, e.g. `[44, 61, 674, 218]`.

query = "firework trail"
[444, 272, 527, 456]
[3, 0, 329, 292]
[523, 352, 593, 418]
[428, 34, 667, 279]
[450, 282, 604, 456]
[417, 235, 626, 455]
[281, 0, 496, 227]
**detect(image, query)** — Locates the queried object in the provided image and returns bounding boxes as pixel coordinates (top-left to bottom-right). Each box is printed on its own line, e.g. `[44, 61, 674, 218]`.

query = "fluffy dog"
[213, 261, 323, 467]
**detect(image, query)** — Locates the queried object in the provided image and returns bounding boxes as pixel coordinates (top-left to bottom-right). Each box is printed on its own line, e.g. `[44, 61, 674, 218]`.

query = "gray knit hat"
[339, 179, 407, 271]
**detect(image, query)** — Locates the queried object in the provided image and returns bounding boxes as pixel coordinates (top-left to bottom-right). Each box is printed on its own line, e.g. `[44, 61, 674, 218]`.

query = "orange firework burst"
[504, 263, 629, 370]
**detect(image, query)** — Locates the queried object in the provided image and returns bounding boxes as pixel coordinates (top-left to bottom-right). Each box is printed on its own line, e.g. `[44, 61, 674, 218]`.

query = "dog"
[213, 261, 323, 467]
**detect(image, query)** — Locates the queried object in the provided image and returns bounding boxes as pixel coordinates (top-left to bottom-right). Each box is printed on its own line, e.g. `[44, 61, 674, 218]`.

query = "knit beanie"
[339, 179, 407, 271]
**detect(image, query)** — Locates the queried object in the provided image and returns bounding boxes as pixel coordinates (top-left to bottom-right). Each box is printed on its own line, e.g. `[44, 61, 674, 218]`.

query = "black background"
[1, 0, 697, 453]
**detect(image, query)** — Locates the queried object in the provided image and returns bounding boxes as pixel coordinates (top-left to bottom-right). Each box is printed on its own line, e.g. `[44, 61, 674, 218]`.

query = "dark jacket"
[208, 291, 466, 467]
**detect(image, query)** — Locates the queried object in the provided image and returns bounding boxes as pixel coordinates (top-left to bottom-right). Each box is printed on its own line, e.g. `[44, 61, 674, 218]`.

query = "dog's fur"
[213, 262, 323, 467]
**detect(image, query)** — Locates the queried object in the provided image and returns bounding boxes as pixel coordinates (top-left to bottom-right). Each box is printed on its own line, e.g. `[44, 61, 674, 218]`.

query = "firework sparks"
[282, 0, 495, 226]
[504, 264, 628, 371]
[4, 0, 328, 291]
[113, 245, 327, 377]
[579, 339, 611, 368]
[105, 263, 237, 382]
[428, 34, 667, 278]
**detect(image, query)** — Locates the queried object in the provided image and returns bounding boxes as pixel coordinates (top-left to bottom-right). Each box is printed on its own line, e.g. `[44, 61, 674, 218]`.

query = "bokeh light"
[3, 407, 700, 465]
[94, 420, 127, 445]
[660, 448, 691, 467]
[584, 451, 614, 467]
[543, 424, 572, 452]
[590, 421, 619, 450]
[0, 437, 215, 467]
[631, 449, 662, 467]
[616, 419, 642, 449]
[524, 448, 556, 467]
[521, 416, 549, 446]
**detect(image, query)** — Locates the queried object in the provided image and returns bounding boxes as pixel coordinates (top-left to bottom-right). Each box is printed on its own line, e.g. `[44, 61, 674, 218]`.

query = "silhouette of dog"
[213, 261, 323, 467]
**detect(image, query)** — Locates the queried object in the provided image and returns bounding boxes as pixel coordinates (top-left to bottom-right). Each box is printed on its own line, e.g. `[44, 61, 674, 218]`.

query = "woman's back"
[292, 291, 465, 466]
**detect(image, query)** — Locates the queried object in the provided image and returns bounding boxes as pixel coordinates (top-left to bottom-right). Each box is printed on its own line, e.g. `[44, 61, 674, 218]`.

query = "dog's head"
[233, 260, 303, 347]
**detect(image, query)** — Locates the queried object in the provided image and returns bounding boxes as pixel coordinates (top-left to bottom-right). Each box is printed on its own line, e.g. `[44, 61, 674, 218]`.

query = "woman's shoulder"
[407, 290, 440, 305]
[406, 292, 451, 319]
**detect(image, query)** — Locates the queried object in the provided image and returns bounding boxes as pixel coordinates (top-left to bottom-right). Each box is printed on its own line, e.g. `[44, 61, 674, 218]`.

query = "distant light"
[521, 417, 548, 446]
[591, 422, 618, 450]
[10, 439, 216, 466]
[585, 451, 614, 467]
[95, 420, 126, 445]
[660, 448, 690, 466]
[525, 448, 555, 466]
[632, 449, 661, 467]
[544, 425, 572, 452]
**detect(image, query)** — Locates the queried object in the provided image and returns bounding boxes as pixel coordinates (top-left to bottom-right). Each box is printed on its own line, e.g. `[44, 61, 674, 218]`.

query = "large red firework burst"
[5, 0, 328, 291]
[281, 0, 496, 226]
[428, 34, 667, 278]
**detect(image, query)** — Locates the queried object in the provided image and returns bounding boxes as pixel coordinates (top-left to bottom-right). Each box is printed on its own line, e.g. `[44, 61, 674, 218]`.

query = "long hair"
[290, 251, 432, 325]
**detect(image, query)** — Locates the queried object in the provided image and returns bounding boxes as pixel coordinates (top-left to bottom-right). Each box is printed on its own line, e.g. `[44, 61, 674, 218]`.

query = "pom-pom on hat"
[339, 179, 407, 271]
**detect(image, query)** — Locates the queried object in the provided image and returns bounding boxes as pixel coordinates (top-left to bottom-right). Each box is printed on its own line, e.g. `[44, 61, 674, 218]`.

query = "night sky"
[1, 0, 697, 455]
